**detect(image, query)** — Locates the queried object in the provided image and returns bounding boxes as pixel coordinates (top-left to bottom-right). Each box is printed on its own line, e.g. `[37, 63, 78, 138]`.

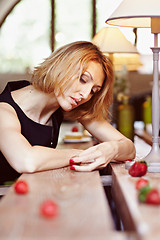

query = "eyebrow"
[85, 71, 102, 89]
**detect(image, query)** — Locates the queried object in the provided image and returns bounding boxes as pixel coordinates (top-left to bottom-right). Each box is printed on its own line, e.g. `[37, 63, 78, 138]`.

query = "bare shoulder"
[0, 102, 17, 118]
[0, 102, 20, 129]
[0, 101, 15, 111]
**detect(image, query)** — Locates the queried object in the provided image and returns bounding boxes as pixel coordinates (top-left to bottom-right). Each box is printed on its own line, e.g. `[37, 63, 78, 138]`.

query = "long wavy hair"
[31, 41, 114, 121]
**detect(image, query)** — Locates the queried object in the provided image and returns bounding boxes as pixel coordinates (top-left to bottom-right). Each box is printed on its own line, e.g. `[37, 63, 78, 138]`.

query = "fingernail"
[70, 159, 75, 164]
[70, 165, 75, 170]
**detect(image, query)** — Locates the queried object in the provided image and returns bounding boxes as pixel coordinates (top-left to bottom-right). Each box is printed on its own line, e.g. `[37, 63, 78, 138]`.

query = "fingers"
[69, 144, 110, 172]
[70, 146, 101, 164]
[70, 155, 108, 172]
[71, 152, 100, 164]
[78, 145, 97, 155]
[70, 160, 101, 172]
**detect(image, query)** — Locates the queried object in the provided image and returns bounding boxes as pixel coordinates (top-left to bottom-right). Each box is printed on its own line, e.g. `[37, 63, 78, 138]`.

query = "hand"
[69, 142, 116, 172]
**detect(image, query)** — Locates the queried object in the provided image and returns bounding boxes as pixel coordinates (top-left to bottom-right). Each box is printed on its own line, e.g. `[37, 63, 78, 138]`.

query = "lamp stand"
[144, 33, 160, 172]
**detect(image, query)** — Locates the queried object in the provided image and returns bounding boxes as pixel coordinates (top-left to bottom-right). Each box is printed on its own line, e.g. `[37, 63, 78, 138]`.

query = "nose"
[80, 85, 92, 100]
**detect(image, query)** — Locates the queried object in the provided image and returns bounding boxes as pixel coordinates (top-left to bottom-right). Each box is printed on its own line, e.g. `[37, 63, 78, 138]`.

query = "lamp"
[92, 27, 142, 71]
[106, 0, 160, 172]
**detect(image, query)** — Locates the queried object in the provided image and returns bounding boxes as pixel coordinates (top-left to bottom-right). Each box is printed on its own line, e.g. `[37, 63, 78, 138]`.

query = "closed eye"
[91, 87, 101, 95]
[91, 89, 96, 95]
[80, 74, 88, 84]
[80, 73, 102, 95]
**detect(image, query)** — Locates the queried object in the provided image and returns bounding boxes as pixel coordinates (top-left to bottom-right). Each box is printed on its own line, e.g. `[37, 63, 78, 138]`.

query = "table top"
[111, 162, 160, 240]
[0, 167, 115, 240]
[110, 135, 160, 240]
[0, 132, 159, 240]
[135, 129, 160, 147]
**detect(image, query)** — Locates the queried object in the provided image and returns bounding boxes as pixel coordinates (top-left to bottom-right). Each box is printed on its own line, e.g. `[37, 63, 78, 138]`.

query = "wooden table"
[0, 166, 116, 240]
[0, 136, 158, 240]
[110, 162, 160, 240]
[135, 129, 160, 147]
[109, 136, 160, 240]
[0, 139, 130, 240]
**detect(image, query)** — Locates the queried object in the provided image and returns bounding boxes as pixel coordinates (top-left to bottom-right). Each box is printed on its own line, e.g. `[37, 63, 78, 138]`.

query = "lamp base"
[125, 146, 160, 172]
[143, 147, 160, 172]
[147, 163, 160, 172]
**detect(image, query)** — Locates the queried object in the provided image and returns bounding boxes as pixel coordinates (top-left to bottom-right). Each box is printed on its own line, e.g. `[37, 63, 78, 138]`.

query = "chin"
[60, 100, 78, 111]
[61, 105, 73, 112]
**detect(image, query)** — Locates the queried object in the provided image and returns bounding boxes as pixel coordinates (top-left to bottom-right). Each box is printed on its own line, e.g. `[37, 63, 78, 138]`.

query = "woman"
[0, 41, 135, 184]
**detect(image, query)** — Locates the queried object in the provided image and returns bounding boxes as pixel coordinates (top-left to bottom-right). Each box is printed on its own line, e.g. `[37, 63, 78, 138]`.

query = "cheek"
[80, 95, 92, 105]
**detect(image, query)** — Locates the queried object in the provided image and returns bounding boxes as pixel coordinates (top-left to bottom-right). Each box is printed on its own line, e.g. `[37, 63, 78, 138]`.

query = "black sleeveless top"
[0, 80, 63, 184]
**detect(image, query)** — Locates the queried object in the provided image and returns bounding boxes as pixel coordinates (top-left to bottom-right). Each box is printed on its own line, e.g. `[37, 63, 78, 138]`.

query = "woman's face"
[55, 61, 105, 111]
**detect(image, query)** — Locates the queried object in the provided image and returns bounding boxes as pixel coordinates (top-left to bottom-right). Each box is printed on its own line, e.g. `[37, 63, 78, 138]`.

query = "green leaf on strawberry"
[138, 185, 151, 202]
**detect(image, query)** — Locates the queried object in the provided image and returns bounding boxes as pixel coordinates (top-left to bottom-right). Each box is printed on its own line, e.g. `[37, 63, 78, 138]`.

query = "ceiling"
[0, 0, 21, 27]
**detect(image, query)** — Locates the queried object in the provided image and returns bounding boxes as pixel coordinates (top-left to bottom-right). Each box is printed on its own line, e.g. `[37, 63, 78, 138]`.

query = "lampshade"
[108, 53, 142, 71]
[106, 0, 160, 33]
[92, 27, 137, 53]
[92, 27, 142, 71]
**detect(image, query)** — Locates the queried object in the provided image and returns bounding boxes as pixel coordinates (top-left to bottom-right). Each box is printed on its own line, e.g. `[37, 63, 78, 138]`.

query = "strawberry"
[128, 161, 147, 177]
[146, 189, 160, 205]
[40, 200, 58, 218]
[138, 186, 160, 205]
[14, 180, 29, 194]
[72, 126, 79, 132]
[136, 178, 149, 190]
[138, 185, 151, 203]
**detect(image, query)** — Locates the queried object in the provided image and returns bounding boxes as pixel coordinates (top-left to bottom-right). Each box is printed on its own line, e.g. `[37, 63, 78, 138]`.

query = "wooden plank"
[0, 167, 115, 239]
[0, 186, 10, 196]
[135, 129, 160, 147]
[110, 232, 138, 240]
[111, 163, 160, 240]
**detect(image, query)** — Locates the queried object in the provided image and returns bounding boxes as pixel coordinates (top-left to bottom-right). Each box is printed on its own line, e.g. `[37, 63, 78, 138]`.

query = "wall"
[0, 71, 153, 95]
[128, 71, 152, 97]
[0, 73, 31, 93]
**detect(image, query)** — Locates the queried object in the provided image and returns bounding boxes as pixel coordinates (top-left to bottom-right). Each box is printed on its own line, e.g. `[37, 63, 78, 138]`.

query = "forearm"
[33, 146, 82, 172]
[11, 146, 82, 173]
[111, 138, 136, 162]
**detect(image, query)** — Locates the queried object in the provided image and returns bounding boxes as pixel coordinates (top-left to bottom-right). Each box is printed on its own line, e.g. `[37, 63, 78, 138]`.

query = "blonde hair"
[31, 41, 114, 121]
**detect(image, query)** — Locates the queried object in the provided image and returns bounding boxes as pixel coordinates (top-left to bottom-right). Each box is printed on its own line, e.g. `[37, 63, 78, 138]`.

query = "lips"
[70, 97, 80, 106]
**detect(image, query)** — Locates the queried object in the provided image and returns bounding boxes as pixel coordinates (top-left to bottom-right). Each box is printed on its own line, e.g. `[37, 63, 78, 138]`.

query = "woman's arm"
[69, 119, 136, 171]
[0, 103, 82, 173]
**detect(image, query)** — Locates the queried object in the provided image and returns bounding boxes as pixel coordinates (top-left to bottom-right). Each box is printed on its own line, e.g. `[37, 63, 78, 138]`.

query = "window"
[0, 0, 93, 73]
[55, 0, 92, 49]
[0, 0, 157, 74]
[0, 0, 51, 73]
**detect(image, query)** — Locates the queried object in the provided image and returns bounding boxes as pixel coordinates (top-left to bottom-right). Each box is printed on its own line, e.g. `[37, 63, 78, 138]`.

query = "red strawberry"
[14, 180, 29, 194]
[136, 178, 149, 190]
[128, 161, 147, 177]
[72, 126, 79, 132]
[146, 189, 160, 205]
[40, 200, 58, 218]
